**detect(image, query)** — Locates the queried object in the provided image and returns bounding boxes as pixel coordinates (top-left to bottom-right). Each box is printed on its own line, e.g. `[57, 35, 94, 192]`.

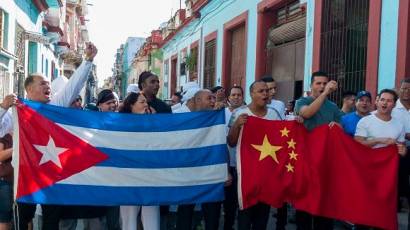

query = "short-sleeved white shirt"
[227, 106, 281, 166]
[355, 114, 405, 148]
[267, 99, 285, 120]
[172, 104, 191, 113]
[392, 100, 410, 146]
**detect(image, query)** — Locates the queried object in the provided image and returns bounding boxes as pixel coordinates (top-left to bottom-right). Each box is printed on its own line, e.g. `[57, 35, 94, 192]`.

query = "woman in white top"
[119, 92, 160, 230]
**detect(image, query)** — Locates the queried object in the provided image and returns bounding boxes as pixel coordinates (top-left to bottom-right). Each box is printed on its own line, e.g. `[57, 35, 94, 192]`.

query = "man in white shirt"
[228, 80, 281, 230]
[176, 89, 223, 230]
[223, 86, 245, 230]
[393, 78, 410, 227]
[355, 89, 406, 153]
[355, 88, 407, 229]
[0, 43, 98, 230]
[261, 76, 285, 119]
[0, 43, 97, 138]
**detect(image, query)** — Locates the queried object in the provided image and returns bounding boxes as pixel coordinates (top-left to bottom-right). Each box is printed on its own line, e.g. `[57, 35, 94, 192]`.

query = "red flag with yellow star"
[238, 116, 398, 230]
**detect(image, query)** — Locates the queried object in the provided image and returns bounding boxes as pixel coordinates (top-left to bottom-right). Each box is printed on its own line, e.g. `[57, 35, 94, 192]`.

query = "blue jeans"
[0, 180, 12, 223]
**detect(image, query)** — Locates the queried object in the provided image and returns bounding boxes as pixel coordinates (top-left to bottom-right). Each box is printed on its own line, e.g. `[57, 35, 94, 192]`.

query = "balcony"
[174, 9, 186, 28]
[43, 21, 64, 44]
[45, 0, 63, 8]
[56, 42, 70, 55]
[44, 8, 62, 27]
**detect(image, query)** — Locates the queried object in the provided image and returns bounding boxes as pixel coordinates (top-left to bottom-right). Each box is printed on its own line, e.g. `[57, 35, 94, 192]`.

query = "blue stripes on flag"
[17, 183, 226, 206]
[96, 144, 228, 168]
[18, 99, 228, 205]
[23, 99, 225, 131]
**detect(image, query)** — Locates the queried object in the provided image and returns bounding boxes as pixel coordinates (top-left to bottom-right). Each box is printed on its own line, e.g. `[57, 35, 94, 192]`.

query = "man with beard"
[223, 86, 245, 230]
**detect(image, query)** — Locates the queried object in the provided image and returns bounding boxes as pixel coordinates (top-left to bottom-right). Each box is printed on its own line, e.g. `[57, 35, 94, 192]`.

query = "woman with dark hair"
[119, 92, 152, 114]
[0, 134, 12, 230]
[119, 92, 159, 230]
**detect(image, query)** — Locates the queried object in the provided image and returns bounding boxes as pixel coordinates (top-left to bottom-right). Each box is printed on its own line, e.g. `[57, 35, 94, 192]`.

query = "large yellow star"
[251, 135, 283, 163]
[287, 138, 296, 149]
[288, 151, 298, 160]
[280, 127, 290, 137]
[285, 163, 295, 173]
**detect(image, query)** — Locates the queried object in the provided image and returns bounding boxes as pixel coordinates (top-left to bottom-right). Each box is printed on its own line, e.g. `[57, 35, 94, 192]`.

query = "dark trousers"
[398, 148, 410, 230]
[14, 202, 36, 230]
[296, 210, 333, 230]
[105, 206, 120, 230]
[237, 203, 270, 230]
[176, 202, 221, 230]
[41, 205, 62, 230]
[223, 167, 238, 230]
[276, 204, 287, 230]
[41, 205, 110, 230]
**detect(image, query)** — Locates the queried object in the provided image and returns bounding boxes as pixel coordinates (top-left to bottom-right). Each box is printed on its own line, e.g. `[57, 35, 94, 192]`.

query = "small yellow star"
[285, 163, 294, 173]
[251, 135, 283, 163]
[287, 138, 296, 149]
[280, 127, 290, 137]
[288, 151, 298, 160]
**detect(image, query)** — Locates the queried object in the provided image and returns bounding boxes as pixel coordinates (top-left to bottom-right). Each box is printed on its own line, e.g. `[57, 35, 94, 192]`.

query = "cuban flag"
[13, 100, 227, 206]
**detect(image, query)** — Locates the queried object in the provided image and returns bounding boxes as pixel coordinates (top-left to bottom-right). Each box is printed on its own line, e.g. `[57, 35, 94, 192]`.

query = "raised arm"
[51, 43, 98, 107]
[298, 80, 337, 119]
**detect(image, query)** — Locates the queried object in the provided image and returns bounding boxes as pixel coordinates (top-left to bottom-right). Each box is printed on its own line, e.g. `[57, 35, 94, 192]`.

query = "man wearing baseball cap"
[341, 91, 372, 136]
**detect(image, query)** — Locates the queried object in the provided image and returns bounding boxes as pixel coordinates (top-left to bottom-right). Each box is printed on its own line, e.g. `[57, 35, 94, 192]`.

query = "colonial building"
[159, 0, 410, 104]
[0, 0, 94, 103]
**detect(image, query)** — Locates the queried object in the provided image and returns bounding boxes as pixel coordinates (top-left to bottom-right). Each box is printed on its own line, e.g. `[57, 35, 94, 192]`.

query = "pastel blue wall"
[378, 0, 399, 91]
[162, 0, 259, 102]
[14, 0, 39, 23]
[303, 0, 314, 91]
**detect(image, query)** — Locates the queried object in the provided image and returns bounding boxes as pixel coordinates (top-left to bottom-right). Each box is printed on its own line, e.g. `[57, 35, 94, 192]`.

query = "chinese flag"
[238, 116, 398, 230]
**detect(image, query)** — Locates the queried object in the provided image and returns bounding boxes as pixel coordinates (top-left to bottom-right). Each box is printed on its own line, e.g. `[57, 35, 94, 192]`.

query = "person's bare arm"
[0, 148, 12, 161]
[227, 114, 248, 147]
[299, 81, 337, 119]
[354, 136, 395, 148]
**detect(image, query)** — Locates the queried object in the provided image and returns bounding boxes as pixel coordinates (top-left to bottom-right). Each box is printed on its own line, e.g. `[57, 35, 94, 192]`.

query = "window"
[0, 9, 9, 49]
[203, 39, 216, 89]
[28, 41, 38, 74]
[0, 67, 10, 102]
[276, 1, 303, 26]
[45, 59, 48, 77]
[189, 47, 198, 81]
[320, 0, 369, 104]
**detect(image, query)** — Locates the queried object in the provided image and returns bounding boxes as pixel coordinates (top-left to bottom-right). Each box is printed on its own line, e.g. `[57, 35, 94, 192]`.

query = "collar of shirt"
[395, 99, 410, 113]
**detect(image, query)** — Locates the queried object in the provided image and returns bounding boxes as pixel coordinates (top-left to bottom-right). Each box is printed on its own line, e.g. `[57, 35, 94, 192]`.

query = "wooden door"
[171, 58, 177, 95]
[229, 25, 246, 88]
[203, 39, 216, 89]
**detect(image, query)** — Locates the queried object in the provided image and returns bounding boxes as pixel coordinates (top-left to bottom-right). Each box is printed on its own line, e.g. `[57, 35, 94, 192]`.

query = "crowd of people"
[0, 42, 409, 230]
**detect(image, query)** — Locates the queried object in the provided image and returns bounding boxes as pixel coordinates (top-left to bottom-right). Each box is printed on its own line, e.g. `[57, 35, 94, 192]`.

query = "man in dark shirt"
[294, 71, 343, 230]
[138, 71, 171, 113]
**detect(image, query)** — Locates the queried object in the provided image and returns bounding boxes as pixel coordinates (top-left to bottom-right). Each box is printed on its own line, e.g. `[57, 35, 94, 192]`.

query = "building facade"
[0, 0, 94, 103]
[159, 0, 410, 104]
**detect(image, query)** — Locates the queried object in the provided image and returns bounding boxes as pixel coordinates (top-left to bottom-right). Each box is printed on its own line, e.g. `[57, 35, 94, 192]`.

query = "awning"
[267, 16, 306, 48]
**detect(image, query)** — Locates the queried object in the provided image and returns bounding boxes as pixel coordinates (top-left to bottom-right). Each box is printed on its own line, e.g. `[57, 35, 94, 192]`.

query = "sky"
[87, 0, 185, 87]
